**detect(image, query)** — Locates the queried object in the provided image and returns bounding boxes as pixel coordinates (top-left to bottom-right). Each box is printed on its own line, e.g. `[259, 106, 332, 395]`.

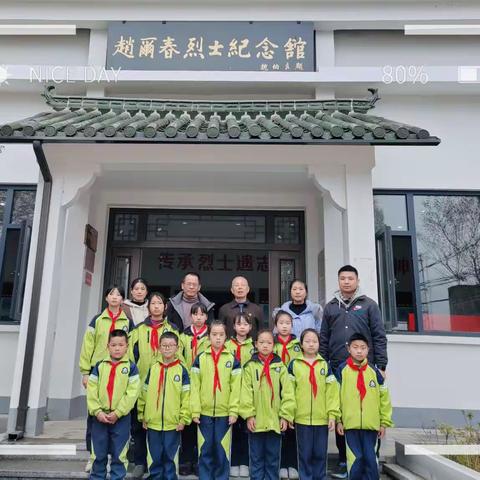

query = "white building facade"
[0, 0, 479, 436]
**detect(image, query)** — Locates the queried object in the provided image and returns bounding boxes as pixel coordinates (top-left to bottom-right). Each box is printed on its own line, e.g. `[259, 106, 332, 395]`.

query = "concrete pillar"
[46, 191, 93, 420]
[343, 151, 378, 300]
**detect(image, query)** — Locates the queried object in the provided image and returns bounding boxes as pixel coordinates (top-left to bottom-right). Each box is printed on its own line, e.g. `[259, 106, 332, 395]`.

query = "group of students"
[80, 278, 393, 480]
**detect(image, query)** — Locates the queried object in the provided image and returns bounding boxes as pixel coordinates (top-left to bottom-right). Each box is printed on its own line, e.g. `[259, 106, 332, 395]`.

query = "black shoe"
[179, 462, 192, 476]
[330, 462, 348, 478]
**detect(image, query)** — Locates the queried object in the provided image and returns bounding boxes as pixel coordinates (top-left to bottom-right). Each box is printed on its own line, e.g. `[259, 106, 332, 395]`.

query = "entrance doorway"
[104, 209, 305, 324]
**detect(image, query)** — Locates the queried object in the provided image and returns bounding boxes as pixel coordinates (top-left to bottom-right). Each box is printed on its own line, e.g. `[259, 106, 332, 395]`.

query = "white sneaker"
[239, 465, 249, 477]
[85, 460, 92, 473]
[230, 466, 240, 477]
[280, 468, 289, 479]
[288, 467, 299, 479]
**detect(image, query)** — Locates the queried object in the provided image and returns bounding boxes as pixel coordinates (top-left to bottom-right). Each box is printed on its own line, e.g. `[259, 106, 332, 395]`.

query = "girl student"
[190, 320, 242, 480]
[79, 284, 134, 473]
[239, 329, 295, 480]
[178, 302, 210, 476]
[226, 314, 256, 478]
[288, 328, 340, 480]
[129, 292, 178, 479]
[273, 310, 302, 480]
[122, 278, 150, 326]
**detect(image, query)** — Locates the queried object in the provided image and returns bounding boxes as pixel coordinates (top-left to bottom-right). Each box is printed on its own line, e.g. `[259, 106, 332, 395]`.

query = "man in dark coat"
[320, 265, 388, 479]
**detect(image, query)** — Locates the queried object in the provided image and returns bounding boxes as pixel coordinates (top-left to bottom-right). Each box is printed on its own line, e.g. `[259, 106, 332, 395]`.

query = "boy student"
[178, 302, 210, 476]
[137, 331, 191, 480]
[240, 329, 295, 480]
[79, 285, 135, 472]
[288, 328, 340, 480]
[190, 320, 242, 480]
[335, 333, 393, 480]
[226, 313, 255, 478]
[273, 310, 302, 480]
[86, 329, 140, 480]
[129, 292, 178, 478]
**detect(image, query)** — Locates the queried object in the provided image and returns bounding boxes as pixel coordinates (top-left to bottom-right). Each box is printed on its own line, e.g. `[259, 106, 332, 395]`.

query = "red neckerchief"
[347, 357, 368, 401]
[149, 320, 164, 352]
[302, 359, 320, 398]
[107, 308, 122, 333]
[106, 361, 121, 409]
[277, 335, 291, 364]
[230, 338, 247, 362]
[191, 325, 208, 360]
[156, 359, 181, 409]
[258, 353, 275, 403]
[211, 346, 224, 395]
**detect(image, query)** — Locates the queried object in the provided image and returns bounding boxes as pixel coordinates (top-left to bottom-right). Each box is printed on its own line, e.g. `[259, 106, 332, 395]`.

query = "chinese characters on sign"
[158, 252, 269, 273]
[107, 22, 314, 72]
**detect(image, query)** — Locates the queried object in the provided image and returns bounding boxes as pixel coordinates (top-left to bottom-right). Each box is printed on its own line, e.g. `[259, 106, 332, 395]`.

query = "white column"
[323, 195, 346, 300]
[86, 29, 108, 97]
[343, 150, 378, 300]
[46, 191, 93, 420]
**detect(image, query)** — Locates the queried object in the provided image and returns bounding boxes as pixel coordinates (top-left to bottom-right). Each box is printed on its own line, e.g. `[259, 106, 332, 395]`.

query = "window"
[374, 195, 408, 232]
[0, 186, 36, 323]
[414, 195, 480, 333]
[374, 191, 480, 335]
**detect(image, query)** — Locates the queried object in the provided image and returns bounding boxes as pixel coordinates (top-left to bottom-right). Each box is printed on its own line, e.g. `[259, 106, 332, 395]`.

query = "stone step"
[383, 463, 426, 480]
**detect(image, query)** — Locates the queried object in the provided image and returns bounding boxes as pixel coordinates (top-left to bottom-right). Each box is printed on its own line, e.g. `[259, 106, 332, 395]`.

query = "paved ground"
[0, 419, 424, 479]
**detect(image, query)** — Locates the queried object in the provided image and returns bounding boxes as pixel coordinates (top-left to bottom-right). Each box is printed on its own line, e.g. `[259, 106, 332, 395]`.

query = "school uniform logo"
[121, 367, 129, 374]
[320, 368, 325, 375]
[122, 325, 129, 332]
[225, 361, 232, 368]
[174, 374, 181, 382]
[294, 345, 301, 352]
[369, 380, 376, 388]
[275, 367, 281, 373]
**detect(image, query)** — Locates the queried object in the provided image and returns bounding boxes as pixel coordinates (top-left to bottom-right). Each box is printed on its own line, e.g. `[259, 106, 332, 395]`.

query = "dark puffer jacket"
[319, 292, 388, 371]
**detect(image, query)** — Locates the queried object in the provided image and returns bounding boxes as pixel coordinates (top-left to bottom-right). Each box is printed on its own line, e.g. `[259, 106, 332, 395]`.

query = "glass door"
[375, 227, 398, 331]
[110, 248, 141, 296]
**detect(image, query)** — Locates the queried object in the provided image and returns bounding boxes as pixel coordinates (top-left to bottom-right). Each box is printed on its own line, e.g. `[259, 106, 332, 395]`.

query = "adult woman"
[122, 278, 149, 326]
[274, 279, 323, 339]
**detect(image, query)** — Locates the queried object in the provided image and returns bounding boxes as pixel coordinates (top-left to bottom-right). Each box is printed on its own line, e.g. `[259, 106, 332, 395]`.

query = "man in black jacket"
[320, 265, 387, 479]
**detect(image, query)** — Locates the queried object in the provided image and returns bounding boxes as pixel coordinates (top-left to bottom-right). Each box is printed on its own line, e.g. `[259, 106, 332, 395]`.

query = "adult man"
[320, 265, 388, 479]
[218, 276, 264, 338]
[166, 272, 215, 331]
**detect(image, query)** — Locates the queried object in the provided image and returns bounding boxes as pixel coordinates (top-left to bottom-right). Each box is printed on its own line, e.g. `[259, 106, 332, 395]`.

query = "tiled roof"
[0, 87, 440, 145]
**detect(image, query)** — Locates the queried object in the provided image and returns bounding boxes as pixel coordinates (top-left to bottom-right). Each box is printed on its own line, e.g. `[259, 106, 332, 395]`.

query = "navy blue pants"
[231, 417, 249, 467]
[281, 427, 298, 468]
[86, 414, 93, 452]
[249, 431, 281, 480]
[147, 429, 180, 480]
[198, 416, 231, 480]
[296, 424, 328, 480]
[130, 404, 147, 467]
[345, 429, 379, 480]
[90, 414, 130, 480]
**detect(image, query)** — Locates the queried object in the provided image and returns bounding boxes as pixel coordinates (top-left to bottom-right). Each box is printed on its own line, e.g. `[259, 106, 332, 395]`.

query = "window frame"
[374, 189, 480, 337]
[0, 184, 36, 325]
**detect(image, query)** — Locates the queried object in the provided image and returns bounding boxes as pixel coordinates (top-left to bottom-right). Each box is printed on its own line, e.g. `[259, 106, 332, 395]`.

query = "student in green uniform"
[240, 329, 295, 480]
[273, 310, 302, 479]
[178, 302, 210, 476]
[129, 292, 178, 478]
[335, 333, 393, 480]
[79, 285, 135, 472]
[226, 314, 255, 478]
[288, 328, 340, 480]
[137, 331, 191, 480]
[191, 320, 242, 480]
[87, 329, 140, 480]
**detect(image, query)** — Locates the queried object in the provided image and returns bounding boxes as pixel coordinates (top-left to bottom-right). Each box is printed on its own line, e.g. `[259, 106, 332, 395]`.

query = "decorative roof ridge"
[42, 86, 380, 114]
